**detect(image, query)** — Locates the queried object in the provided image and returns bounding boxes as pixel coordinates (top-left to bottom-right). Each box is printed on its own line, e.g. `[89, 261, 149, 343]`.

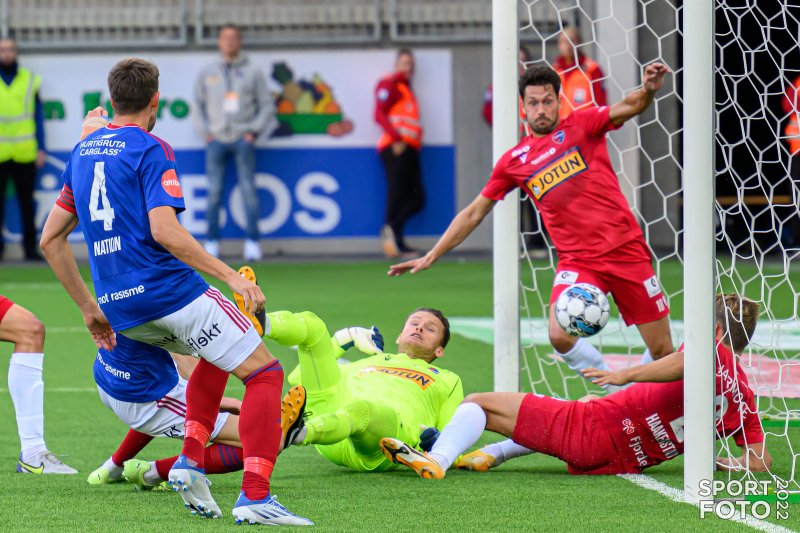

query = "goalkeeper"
[270, 307, 463, 472]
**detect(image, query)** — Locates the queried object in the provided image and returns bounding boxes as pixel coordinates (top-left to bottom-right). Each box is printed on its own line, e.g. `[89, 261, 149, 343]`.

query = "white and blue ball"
[555, 283, 610, 337]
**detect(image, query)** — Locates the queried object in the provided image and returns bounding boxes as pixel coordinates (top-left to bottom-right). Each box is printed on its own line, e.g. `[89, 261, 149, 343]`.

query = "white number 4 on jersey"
[90, 161, 115, 231]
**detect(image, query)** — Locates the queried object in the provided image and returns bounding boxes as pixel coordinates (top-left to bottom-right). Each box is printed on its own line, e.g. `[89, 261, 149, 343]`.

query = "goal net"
[503, 0, 799, 499]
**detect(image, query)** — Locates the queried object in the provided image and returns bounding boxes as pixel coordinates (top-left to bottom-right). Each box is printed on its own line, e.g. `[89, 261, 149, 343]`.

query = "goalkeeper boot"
[17, 451, 77, 474]
[232, 491, 313, 526]
[168, 455, 222, 518]
[123, 459, 166, 491]
[280, 385, 307, 450]
[379, 438, 445, 479]
[454, 449, 496, 472]
[233, 265, 267, 336]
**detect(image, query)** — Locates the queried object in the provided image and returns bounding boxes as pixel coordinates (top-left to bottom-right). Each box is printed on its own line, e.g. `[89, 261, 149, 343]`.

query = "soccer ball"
[554, 283, 610, 337]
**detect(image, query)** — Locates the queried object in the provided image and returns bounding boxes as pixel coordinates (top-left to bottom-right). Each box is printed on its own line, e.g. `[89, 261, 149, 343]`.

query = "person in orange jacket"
[374, 49, 424, 257]
[553, 26, 607, 119]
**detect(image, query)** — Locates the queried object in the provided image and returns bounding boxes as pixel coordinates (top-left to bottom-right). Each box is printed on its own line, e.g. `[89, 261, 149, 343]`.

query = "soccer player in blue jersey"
[40, 58, 310, 526]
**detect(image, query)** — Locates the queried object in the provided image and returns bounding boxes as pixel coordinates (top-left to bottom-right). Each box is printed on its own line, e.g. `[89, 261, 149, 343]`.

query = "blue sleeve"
[61, 158, 72, 189]
[35, 93, 46, 151]
[140, 144, 185, 214]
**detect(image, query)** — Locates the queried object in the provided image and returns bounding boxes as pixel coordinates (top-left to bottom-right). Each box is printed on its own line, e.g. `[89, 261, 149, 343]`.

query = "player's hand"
[642, 62, 670, 93]
[419, 426, 440, 452]
[387, 253, 434, 276]
[36, 150, 47, 169]
[334, 326, 384, 355]
[219, 396, 242, 415]
[243, 132, 256, 143]
[227, 274, 265, 314]
[83, 305, 116, 351]
[582, 367, 631, 386]
[80, 106, 109, 140]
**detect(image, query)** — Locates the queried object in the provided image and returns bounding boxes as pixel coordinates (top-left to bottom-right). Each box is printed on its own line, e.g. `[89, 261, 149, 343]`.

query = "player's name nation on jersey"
[93, 235, 122, 257]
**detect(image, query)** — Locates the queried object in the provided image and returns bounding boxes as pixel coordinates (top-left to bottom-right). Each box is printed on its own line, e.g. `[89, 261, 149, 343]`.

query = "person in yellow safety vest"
[553, 27, 608, 120]
[0, 38, 47, 261]
[374, 49, 425, 258]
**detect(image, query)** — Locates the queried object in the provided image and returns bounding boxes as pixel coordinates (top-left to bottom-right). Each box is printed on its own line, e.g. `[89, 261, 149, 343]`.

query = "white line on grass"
[618, 474, 794, 533]
[0, 387, 95, 393]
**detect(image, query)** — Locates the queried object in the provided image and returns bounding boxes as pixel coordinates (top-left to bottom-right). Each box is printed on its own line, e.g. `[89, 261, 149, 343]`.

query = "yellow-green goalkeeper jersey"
[342, 352, 463, 432]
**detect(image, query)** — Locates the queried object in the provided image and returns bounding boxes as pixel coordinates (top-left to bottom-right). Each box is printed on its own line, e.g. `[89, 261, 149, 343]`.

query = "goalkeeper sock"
[428, 402, 486, 470]
[558, 338, 611, 374]
[640, 349, 654, 364]
[266, 311, 308, 346]
[481, 439, 534, 466]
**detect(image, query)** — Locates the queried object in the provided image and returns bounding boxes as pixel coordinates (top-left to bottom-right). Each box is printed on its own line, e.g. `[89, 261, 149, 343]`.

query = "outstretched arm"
[608, 62, 670, 126]
[582, 350, 684, 387]
[40, 205, 116, 350]
[717, 442, 772, 473]
[388, 194, 496, 276]
[148, 206, 264, 313]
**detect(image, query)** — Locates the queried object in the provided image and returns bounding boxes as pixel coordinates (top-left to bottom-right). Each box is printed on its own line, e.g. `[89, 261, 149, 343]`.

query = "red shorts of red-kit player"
[512, 393, 636, 475]
[550, 239, 669, 326]
[0, 295, 15, 323]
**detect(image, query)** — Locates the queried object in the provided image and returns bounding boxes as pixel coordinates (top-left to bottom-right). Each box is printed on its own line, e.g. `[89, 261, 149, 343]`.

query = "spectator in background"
[482, 46, 546, 259]
[554, 26, 607, 119]
[194, 24, 275, 262]
[482, 46, 531, 132]
[375, 49, 424, 258]
[781, 73, 800, 247]
[0, 38, 46, 262]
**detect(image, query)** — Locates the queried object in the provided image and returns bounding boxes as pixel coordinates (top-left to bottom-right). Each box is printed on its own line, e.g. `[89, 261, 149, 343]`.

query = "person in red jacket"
[374, 49, 424, 257]
[554, 26, 607, 119]
[782, 74, 800, 169]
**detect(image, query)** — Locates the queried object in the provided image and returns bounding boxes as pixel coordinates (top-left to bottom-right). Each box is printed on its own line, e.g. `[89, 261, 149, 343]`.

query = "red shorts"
[512, 393, 636, 475]
[0, 295, 14, 323]
[550, 239, 669, 326]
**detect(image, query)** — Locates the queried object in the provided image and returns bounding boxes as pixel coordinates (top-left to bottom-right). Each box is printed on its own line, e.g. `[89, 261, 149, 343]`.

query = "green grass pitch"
[0, 260, 797, 531]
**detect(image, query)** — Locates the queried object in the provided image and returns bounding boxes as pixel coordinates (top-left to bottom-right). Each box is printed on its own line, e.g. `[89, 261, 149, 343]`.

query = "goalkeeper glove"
[419, 426, 441, 452]
[333, 326, 384, 356]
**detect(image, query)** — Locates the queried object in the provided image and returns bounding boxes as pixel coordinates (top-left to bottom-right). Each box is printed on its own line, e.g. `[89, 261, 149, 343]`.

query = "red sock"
[111, 429, 154, 466]
[155, 444, 244, 480]
[240, 360, 283, 501]
[181, 358, 229, 468]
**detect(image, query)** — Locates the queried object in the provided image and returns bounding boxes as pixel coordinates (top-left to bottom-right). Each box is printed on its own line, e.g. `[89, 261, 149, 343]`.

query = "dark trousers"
[0, 160, 37, 258]
[380, 146, 424, 247]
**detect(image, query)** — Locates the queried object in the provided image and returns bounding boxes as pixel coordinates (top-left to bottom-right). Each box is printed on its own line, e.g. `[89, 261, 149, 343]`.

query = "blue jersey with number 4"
[57, 124, 208, 331]
[94, 334, 179, 403]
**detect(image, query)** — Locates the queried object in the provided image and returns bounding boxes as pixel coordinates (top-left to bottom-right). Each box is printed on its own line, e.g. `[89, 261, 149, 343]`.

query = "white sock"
[481, 439, 534, 466]
[558, 338, 610, 373]
[9, 353, 46, 459]
[428, 403, 486, 470]
[640, 349, 653, 365]
[102, 456, 123, 479]
[143, 461, 163, 485]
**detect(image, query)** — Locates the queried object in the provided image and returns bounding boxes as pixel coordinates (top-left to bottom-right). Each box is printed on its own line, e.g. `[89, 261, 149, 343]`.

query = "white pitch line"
[618, 474, 795, 533]
[0, 387, 96, 393]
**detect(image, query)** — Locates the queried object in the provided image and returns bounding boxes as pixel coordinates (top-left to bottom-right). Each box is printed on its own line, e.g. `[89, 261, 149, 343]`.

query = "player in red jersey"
[380, 294, 771, 477]
[389, 62, 674, 386]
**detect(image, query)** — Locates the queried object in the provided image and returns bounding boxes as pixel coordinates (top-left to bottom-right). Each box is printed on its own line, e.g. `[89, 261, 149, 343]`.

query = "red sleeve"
[483, 85, 493, 126]
[481, 152, 517, 200]
[574, 106, 620, 137]
[55, 184, 76, 214]
[374, 77, 402, 143]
